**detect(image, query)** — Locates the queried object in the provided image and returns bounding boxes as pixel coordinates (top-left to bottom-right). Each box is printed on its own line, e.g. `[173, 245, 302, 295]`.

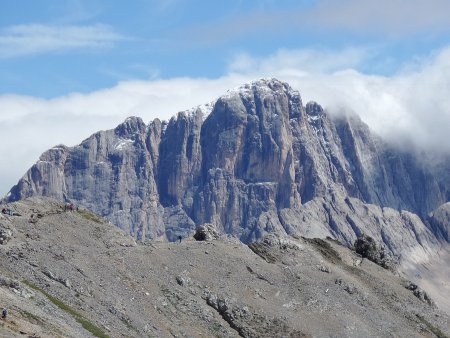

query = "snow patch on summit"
[169, 102, 215, 123]
[185, 102, 214, 119]
[223, 78, 300, 101]
[114, 138, 134, 151]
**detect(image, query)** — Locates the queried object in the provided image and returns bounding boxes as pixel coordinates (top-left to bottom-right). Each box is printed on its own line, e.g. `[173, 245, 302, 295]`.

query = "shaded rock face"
[404, 282, 435, 307]
[3, 79, 449, 258]
[354, 234, 396, 271]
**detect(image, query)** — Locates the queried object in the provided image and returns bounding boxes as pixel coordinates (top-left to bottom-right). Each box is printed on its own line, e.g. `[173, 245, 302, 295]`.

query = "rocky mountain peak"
[115, 116, 146, 137]
[223, 78, 301, 106]
[305, 101, 324, 117]
[3, 79, 449, 265]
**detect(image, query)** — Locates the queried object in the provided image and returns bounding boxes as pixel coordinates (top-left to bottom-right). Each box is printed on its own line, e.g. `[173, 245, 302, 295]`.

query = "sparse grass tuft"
[416, 314, 448, 338]
[22, 280, 109, 338]
[211, 322, 224, 337]
[78, 209, 104, 224]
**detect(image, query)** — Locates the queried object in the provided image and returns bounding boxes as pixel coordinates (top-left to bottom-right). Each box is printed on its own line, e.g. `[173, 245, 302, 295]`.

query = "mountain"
[0, 197, 449, 337]
[3, 79, 450, 264]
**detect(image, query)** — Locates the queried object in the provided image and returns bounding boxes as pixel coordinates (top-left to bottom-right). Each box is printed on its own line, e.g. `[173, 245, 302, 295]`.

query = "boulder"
[354, 234, 396, 270]
[0, 227, 12, 244]
[193, 223, 220, 241]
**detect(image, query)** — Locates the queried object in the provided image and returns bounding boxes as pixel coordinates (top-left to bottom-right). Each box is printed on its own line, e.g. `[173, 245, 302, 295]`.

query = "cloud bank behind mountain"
[1, 47, 450, 196]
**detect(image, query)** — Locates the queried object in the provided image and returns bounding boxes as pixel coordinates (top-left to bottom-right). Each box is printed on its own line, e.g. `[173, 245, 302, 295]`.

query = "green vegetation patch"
[416, 314, 448, 338]
[20, 310, 44, 324]
[78, 209, 104, 224]
[22, 280, 109, 338]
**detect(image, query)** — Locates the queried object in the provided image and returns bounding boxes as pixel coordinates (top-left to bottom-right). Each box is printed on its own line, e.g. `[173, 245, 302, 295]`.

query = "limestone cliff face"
[3, 79, 449, 260]
[429, 202, 450, 242]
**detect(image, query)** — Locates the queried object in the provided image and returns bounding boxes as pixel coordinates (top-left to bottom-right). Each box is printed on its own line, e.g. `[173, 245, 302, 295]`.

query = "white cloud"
[185, 0, 450, 45]
[312, 0, 450, 36]
[229, 47, 373, 75]
[233, 47, 450, 155]
[0, 23, 124, 58]
[1, 47, 450, 196]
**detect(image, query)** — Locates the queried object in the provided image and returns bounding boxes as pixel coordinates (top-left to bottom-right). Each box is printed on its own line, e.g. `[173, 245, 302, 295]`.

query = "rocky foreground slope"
[3, 79, 450, 270]
[0, 198, 449, 337]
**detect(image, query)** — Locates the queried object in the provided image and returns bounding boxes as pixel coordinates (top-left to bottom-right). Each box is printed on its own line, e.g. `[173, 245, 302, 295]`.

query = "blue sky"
[1, 0, 310, 96]
[1, 0, 450, 196]
[2, 0, 450, 97]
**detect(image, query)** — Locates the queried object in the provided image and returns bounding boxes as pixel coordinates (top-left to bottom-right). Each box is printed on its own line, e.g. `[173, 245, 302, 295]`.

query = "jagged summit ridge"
[3, 79, 449, 264]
